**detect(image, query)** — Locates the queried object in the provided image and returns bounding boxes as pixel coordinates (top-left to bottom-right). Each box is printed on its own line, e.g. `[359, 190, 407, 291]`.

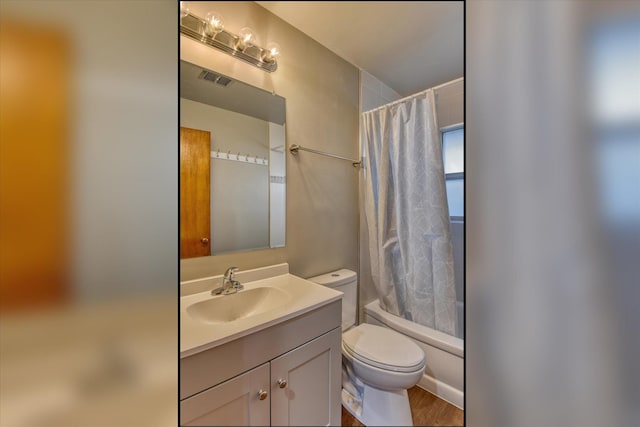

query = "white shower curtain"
[362, 89, 457, 336]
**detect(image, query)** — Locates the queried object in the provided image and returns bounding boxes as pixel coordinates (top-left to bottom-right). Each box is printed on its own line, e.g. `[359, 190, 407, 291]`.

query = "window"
[590, 21, 640, 228]
[442, 126, 464, 219]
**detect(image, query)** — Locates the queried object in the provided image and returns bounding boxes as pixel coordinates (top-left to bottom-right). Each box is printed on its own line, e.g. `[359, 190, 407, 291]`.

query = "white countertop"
[180, 266, 343, 358]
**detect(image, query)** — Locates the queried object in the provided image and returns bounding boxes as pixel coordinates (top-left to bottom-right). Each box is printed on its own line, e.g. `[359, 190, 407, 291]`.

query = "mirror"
[180, 60, 286, 258]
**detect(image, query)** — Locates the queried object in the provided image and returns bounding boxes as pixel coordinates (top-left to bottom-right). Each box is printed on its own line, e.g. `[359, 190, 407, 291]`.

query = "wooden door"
[181, 362, 270, 426]
[270, 328, 342, 426]
[0, 21, 69, 311]
[180, 127, 211, 258]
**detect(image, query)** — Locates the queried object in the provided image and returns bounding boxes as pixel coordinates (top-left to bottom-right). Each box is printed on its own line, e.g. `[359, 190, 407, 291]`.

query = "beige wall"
[180, 98, 270, 156]
[435, 79, 464, 128]
[360, 70, 402, 112]
[180, 98, 270, 254]
[180, 1, 360, 281]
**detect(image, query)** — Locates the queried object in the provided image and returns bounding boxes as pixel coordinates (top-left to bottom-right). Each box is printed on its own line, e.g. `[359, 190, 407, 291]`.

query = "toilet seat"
[342, 324, 425, 373]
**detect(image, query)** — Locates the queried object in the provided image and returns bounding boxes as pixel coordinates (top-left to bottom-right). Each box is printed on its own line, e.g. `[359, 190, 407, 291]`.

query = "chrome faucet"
[211, 267, 243, 295]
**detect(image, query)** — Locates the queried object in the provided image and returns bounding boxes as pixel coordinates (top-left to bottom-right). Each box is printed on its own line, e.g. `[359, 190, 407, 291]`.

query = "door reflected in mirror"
[180, 60, 286, 258]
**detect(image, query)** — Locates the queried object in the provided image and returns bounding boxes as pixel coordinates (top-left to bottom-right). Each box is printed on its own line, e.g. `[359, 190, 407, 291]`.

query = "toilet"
[308, 269, 425, 426]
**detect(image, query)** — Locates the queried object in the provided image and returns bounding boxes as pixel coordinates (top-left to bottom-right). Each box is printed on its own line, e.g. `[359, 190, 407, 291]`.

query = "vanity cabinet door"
[181, 362, 270, 426]
[270, 328, 342, 426]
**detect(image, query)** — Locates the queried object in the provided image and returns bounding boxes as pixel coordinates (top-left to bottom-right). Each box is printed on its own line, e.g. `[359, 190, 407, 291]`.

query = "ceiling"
[256, 1, 463, 96]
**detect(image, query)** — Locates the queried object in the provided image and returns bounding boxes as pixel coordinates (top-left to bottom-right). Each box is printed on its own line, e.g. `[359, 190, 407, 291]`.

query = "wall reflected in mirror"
[180, 60, 285, 258]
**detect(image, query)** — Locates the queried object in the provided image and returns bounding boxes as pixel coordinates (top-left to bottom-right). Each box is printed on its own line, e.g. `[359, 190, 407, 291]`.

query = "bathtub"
[363, 300, 464, 409]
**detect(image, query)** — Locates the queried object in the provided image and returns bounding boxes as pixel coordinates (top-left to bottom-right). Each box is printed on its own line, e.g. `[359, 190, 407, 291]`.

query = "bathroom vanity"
[180, 264, 343, 426]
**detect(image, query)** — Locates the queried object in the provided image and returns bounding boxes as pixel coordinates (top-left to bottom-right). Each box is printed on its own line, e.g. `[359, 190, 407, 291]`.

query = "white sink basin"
[180, 264, 343, 358]
[186, 287, 291, 324]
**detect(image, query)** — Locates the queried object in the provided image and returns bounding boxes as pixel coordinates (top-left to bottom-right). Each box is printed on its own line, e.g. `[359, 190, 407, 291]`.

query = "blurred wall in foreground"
[466, 1, 639, 426]
[0, 1, 177, 426]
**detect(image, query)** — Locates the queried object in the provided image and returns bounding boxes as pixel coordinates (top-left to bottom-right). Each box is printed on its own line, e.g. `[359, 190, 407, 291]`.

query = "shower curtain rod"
[289, 144, 362, 168]
[365, 77, 464, 114]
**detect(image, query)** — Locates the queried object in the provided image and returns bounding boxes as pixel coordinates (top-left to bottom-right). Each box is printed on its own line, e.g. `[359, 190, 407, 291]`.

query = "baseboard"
[417, 374, 464, 410]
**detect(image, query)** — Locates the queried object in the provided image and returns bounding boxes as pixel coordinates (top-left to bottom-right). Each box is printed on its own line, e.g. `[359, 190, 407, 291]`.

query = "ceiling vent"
[198, 70, 233, 87]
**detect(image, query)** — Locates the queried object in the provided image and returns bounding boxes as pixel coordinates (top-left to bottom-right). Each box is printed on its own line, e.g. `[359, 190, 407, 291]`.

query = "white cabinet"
[181, 329, 341, 426]
[181, 363, 270, 426]
[180, 302, 342, 427]
[271, 329, 342, 426]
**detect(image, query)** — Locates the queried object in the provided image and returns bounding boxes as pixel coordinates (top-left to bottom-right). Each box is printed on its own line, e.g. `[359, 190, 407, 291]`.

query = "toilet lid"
[342, 324, 425, 373]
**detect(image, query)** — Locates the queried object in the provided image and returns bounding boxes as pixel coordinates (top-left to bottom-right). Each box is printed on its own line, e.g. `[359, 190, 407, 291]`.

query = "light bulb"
[180, 1, 190, 19]
[204, 12, 225, 37]
[262, 42, 281, 63]
[236, 27, 257, 51]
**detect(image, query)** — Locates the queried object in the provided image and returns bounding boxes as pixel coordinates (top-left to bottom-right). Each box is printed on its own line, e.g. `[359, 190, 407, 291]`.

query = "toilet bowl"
[308, 270, 426, 426]
[341, 323, 425, 425]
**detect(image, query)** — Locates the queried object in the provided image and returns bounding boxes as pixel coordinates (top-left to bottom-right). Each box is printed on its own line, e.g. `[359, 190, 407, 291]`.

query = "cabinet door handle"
[257, 389, 268, 400]
[201, 237, 209, 244]
[277, 379, 287, 389]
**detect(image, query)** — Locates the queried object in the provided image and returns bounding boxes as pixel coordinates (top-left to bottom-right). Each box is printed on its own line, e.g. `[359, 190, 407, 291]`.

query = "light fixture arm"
[180, 12, 278, 72]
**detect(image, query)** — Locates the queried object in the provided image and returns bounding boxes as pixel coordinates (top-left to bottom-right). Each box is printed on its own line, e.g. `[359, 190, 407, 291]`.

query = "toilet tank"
[308, 269, 357, 331]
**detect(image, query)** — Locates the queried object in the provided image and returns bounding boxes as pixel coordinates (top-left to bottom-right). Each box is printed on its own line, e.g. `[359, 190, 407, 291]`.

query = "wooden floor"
[341, 386, 464, 426]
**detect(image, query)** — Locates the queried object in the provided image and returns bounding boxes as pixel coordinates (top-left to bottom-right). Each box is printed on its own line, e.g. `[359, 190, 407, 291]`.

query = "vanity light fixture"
[235, 27, 257, 51]
[262, 42, 281, 63]
[179, 4, 280, 72]
[180, 1, 190, 18]
[203, 11, 225, 37]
